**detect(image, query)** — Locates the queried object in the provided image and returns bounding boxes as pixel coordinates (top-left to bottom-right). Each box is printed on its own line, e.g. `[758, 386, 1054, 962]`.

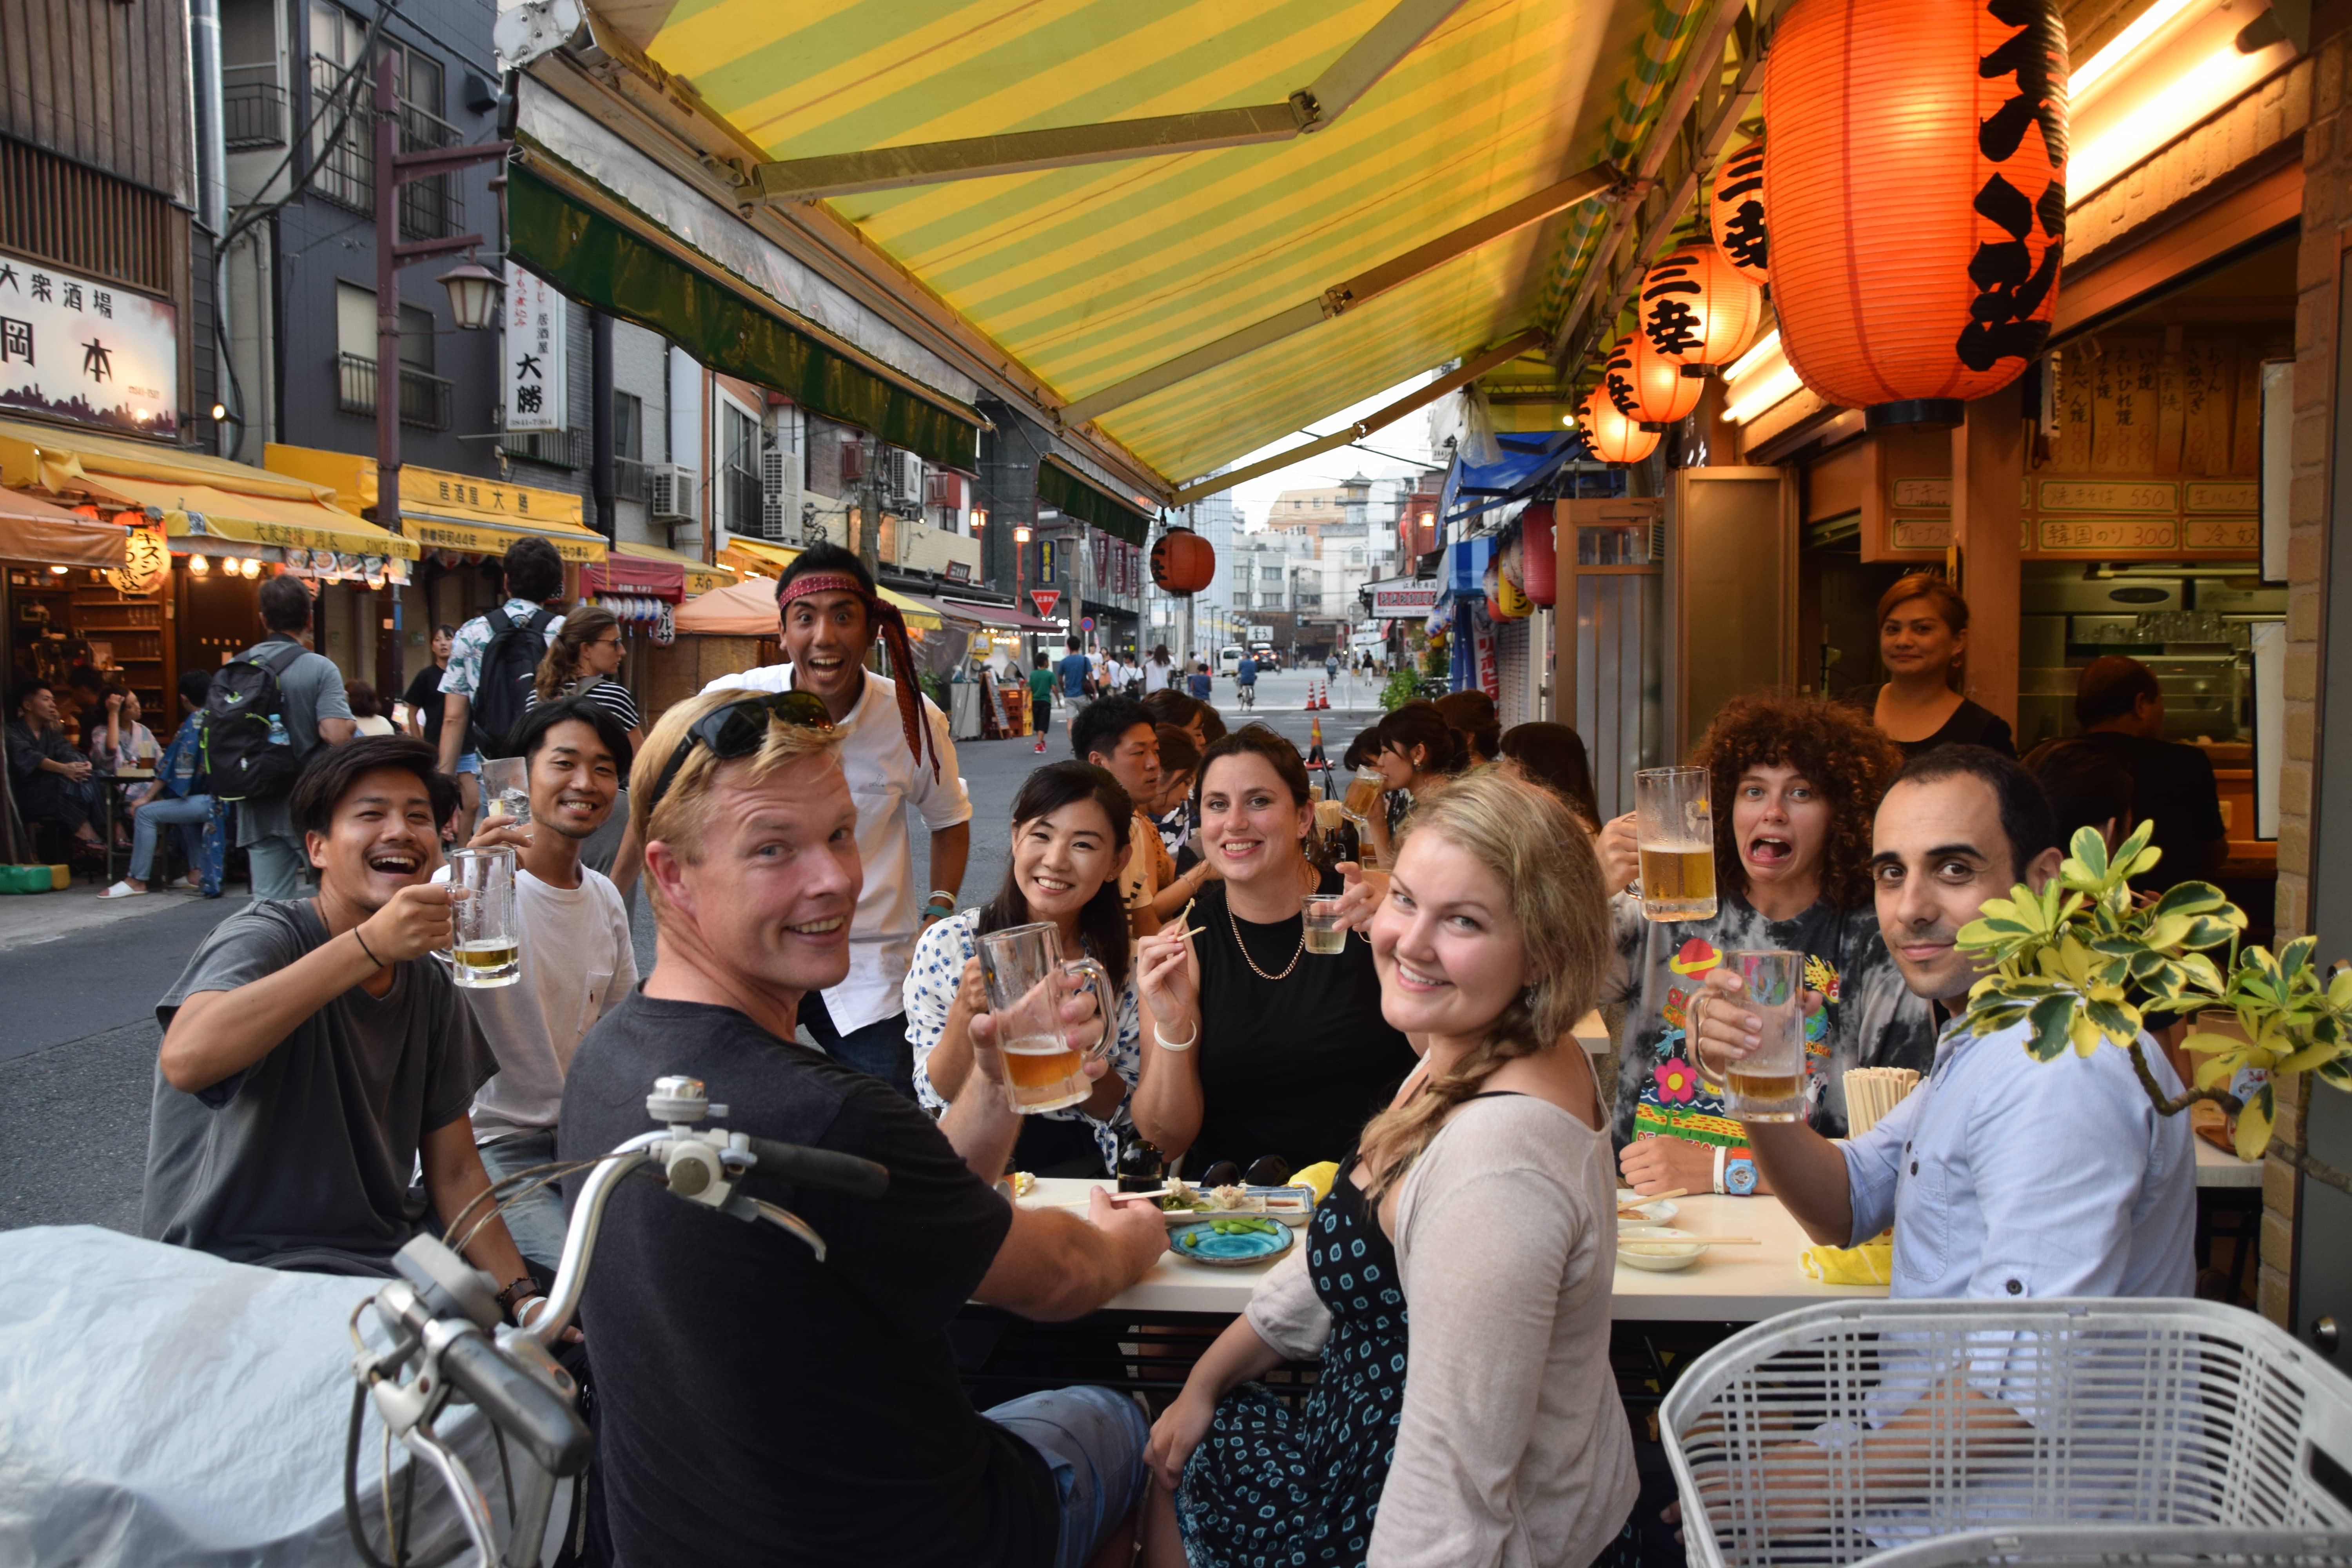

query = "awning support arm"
[744, 0, 1470, 202]
[1165, 329, 1543, 507]
[1058, 162, 1621, 428]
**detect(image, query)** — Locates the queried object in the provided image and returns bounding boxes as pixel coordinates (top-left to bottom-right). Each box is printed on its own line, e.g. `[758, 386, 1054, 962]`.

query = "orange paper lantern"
[1762, 0, 2067, 427]
[1606, 330, 1705, 431]
[1637, 240, 1761, 373]
[1149, 528, 1216, 595]
[1579, 386, 1661, 466]
[1711, 138, 1768, 282]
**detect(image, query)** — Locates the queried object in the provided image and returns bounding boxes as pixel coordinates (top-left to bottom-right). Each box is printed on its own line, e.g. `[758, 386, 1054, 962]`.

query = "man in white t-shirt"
[701, 544, 970, 1099]
[439, 693, 638, 1274]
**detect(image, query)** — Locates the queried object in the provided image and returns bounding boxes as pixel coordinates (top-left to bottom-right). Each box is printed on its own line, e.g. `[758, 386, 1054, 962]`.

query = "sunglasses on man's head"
[645, 690, 834, 813]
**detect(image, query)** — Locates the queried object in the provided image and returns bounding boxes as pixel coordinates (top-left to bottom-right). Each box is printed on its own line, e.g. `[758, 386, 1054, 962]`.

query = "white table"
[2195, 1136, 2263, 1188]
[1019, 1180, 1887, 1321]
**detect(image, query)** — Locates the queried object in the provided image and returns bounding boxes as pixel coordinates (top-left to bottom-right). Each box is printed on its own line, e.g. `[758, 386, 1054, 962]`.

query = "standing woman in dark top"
[401, 624, 456, 747]
[1131, 725, 1419, 1174]
[1851, 573, 2016, 759]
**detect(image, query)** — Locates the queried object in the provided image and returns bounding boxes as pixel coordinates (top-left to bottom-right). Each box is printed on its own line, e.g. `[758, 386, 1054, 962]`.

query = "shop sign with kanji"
[503, 262, 568, 434]
[0, 252, 178, 436]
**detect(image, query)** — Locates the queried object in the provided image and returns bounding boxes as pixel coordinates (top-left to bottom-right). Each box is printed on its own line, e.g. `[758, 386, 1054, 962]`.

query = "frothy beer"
[1638, 842, 1716, 922]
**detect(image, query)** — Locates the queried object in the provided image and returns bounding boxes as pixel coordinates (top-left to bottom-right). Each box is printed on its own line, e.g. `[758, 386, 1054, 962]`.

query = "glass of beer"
[1635, 765, 1716, 922]
[1301, 894, 1346, 955]
[976, 922, 1114, 1114]
[481, 756, 532, 826]
[1341, 764, 1385, 823]
[443, 847, 521, 988]
[1724, 949, 1805, 1122]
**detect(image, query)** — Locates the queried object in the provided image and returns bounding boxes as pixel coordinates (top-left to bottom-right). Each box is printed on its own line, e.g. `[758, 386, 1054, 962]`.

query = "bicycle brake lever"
[722, 1193, 827, 1261]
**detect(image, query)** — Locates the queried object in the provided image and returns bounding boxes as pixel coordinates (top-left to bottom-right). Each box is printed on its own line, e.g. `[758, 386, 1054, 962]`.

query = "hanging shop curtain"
[507, 164, 982, 475]
[1036, 457, 1151, 547]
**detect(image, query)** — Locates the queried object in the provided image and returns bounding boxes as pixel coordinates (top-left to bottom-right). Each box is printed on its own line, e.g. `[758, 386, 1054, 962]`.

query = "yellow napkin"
[1800, 1240, 1893, 1286]
[1292, 1161, 1340, 1205]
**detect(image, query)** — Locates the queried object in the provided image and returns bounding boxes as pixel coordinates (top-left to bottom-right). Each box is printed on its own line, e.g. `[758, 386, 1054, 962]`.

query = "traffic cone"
[1308, 715, 1327, 766]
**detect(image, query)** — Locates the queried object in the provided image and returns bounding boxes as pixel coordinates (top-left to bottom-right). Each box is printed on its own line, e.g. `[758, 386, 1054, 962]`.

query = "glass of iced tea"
[1301, 893, 1346, 955]
[442, 847, 521, 988]
[1635, 765, 1716, 922]
[1724, 949, 1805, 1122]
[976, 922, 1114, 1114]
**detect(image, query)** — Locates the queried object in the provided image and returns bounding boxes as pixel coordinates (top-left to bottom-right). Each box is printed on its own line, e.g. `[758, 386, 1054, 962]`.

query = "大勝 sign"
[504, 263, 568, 434]
[0, 255, 178, 436]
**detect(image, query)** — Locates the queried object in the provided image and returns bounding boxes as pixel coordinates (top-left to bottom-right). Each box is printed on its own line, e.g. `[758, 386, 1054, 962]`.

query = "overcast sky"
[1217, 368, 1444, 528]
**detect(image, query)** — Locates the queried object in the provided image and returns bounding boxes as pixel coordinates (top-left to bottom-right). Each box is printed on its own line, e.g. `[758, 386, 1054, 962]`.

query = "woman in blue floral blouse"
[906, 760, 1144, 1175]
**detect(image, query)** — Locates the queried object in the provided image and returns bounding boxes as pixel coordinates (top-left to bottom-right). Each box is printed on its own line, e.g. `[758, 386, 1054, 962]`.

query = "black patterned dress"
[1174, 1158, 1408, 1568]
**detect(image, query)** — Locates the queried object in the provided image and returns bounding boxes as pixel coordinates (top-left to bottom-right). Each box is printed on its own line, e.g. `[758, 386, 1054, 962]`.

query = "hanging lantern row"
[1710, 137, 1769, 283]
[592, 593, 670, 626]
[1761, 0, 2066, 426]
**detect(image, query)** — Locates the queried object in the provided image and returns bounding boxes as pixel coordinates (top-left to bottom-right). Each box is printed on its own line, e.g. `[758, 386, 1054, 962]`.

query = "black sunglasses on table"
[645, 690, 834, 813]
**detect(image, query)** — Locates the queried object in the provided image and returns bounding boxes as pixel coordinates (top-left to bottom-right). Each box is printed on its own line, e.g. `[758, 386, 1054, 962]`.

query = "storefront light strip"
[1724, 330, 1782, 386]
[2069, 0, 2202, 96]
[1723, 361, 1804, 424]
[2067, 38, 2292, 202]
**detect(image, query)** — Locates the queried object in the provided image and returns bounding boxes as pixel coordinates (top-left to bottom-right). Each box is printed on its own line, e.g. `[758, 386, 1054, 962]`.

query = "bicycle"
[1236, 679, 1256, 711]
[343, 1074, 887, 1568]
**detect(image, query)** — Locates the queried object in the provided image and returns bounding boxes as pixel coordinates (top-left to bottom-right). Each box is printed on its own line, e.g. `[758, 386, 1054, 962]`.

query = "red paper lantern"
[1637, 240, 1762, 374]
[1606, 330, 1704, 431]
[1520, 500, 1557, 607]
[1711, 138, 1768, 282]
[1763, 0, 2067, 427]
[1149, 528, 1216, 595]
[1579, 386, 1661, 466]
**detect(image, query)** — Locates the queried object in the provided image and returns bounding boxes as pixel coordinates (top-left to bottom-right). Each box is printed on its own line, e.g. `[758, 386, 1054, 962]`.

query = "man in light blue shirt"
[1693, 744, 2195, 1301]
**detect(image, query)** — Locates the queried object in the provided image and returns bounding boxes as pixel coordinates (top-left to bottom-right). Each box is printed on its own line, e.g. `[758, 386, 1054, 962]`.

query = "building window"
[613, 392, 645, 501]
[723, 403, 760, 537]
[334, 282, 448, 429]
[307, 5, 458, 236]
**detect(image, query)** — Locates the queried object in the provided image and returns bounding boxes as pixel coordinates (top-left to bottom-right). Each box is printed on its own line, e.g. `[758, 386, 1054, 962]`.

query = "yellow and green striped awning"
[525, 0, 1697, 491]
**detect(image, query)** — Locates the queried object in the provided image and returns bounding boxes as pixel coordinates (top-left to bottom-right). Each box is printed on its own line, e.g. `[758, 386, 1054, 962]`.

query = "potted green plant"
[1955, 820, 2352, 1164]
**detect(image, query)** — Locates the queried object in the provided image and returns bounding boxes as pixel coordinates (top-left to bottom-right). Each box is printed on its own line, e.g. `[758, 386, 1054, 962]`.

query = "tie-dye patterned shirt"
[1601, 890, 1936, 1149]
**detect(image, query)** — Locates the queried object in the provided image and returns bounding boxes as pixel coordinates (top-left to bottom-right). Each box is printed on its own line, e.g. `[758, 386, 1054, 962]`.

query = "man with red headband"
[703, 544, 969, 1098]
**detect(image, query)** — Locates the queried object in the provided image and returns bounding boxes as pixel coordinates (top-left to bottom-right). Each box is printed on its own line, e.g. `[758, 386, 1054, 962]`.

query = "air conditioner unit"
[648, 463, 696, 522]
[880, 448, 922, 515]
[760, 444, 798, 543]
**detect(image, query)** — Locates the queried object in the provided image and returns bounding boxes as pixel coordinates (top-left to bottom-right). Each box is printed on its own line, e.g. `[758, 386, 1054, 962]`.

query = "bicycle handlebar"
[437, 1332, 593, 1478]
[740, 1137, 890, 1200]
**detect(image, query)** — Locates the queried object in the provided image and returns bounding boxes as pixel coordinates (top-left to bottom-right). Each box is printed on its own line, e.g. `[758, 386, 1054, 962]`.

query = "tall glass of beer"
[1634, 765, 1717, 922]
[1724, 949, 1806, 1121]
[976, 922, 1114, 1114]
[442, 847, 521, 988]
[1340, 765, 1387, 871]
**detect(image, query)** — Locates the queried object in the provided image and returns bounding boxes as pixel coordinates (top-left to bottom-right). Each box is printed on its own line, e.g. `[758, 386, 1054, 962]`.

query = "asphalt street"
[0, 666, 1387, 1237]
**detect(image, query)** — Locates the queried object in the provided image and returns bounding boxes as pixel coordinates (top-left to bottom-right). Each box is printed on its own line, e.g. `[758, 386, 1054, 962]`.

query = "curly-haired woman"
[1595, 695, 1935, 1197]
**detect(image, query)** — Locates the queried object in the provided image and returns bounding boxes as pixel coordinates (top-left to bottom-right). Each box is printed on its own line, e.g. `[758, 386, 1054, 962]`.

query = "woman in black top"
[1850, 573, 2015, 759]
[1131, 725, 1418, 1174]
[401, 624, 455, 748]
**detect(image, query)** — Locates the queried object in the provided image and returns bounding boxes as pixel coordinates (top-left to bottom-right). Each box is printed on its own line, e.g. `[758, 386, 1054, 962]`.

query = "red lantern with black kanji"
[1711, 137, 1768, 282]
[1637, 239, 1762, 374]
[1607, 330, 1705, 431]
[1763, 0, 2067, 427]
[1149, 528, 1216, 595]
[1579, 386, 1661, 466]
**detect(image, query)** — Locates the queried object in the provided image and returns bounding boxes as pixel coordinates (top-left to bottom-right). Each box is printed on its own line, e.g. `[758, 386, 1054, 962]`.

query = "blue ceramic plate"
[1167, 1220, 1297, 1268]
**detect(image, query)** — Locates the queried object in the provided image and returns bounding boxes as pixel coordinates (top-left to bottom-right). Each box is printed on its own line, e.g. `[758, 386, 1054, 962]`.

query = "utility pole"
[858, 431, 883, 583]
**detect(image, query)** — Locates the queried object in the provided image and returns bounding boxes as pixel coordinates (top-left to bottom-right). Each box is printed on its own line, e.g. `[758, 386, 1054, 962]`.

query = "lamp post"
[371, 49, 509, 694]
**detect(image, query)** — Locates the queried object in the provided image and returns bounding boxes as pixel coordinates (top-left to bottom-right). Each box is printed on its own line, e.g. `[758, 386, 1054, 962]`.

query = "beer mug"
[1340, 764, 1387, 871]
[1634, 765, 1716, 922]
[481, 755, 532, 826]
[976, 922, 1114, 1114]
[1723, 949, 1805, 1122]
[441, 847, 521, 988]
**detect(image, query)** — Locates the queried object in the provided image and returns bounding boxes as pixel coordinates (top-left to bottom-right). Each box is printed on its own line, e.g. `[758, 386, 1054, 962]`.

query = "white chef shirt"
[1841, 1015, 2195, 1301]
[699, 664, 971, 1032]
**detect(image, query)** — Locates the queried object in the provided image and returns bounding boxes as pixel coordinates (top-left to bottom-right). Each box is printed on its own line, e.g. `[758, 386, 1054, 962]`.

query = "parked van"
[1218, 645, 1244, 675]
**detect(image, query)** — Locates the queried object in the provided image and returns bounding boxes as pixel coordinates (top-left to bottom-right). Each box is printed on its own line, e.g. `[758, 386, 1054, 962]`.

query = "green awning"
[1037, 456, 1151, 546]
[507, 162, 982, 473]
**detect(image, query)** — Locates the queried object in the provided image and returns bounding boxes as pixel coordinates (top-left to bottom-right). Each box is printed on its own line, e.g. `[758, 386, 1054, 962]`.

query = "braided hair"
[1354, 770, 1613, 1205]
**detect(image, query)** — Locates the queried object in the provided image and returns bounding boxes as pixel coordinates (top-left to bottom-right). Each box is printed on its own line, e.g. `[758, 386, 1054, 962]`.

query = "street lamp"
[436, 260, 503, 331]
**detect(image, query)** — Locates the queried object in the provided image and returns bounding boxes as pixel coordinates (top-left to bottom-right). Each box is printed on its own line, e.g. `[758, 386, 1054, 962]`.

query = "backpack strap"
[486, 608, 516, 635]
[257, 640, 306, 676]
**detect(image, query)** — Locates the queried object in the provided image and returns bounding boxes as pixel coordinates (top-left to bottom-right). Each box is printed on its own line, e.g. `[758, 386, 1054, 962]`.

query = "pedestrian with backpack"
[219, 575, 357, 898]
[434, 538, 567, 830]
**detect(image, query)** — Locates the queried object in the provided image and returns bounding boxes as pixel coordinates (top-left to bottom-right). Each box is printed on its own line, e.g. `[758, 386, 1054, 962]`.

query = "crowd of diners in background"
[98, 552, 2225, 1568]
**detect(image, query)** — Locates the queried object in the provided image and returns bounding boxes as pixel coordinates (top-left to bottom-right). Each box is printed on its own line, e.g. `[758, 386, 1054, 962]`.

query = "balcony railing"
[223, 64, 285, 149]
[337, 352, 452, 431]
[304, 57, 465, 238]
[501, 427, 585, 470]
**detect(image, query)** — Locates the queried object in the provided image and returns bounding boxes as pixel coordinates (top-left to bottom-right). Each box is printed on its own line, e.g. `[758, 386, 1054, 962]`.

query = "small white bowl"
[1616, 1225, 1707, 1272]
[1617, 1197, 1679, 1227]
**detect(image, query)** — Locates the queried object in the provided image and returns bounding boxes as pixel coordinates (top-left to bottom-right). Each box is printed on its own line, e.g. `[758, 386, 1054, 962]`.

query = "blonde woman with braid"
[1143, 771, 1635, 1568]
[530, 603, 645, 889]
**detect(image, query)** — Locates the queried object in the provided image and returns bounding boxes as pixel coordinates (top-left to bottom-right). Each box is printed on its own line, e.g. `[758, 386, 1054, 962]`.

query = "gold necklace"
[1224, 863, 1310, 981]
